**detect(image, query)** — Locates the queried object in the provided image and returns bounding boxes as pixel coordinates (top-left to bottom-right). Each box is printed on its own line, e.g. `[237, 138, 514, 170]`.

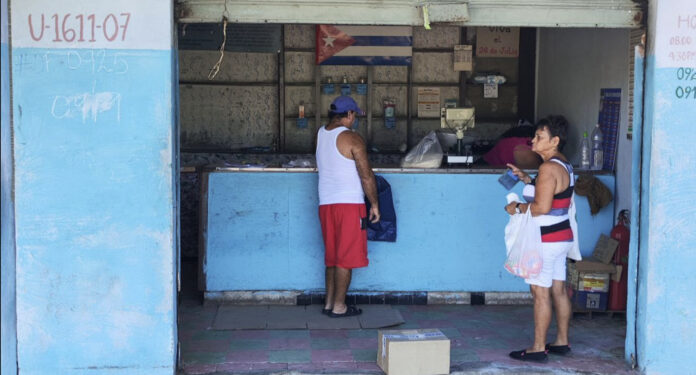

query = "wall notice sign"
[417, 87, 441, 118]
[454, 45, 473, 71]
[483, 83, 498, 98]
[476, 27, 519, 58]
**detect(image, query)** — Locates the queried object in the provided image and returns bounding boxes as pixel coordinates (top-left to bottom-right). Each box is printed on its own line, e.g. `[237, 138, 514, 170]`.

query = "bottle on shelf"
[591, 124, 604, 170]
[580, 131, 591, 169]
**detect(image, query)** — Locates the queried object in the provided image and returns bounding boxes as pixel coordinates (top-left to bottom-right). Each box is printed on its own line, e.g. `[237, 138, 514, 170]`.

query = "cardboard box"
[377, 329, 450, 375]
[567, 260, 615, 293]
[568, 288, 608, 311]
[592, 234, 619, 264]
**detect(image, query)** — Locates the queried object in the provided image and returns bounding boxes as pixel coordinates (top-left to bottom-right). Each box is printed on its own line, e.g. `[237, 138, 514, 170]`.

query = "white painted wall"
[537, 28, 632, 216]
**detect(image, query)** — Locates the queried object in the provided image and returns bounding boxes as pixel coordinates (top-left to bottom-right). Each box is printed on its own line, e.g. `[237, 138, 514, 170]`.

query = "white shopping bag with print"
[504, 209, 543, 279]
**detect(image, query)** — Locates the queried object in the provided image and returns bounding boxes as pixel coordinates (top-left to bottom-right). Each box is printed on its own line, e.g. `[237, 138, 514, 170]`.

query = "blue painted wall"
[10, 2, 178, 374]
[1, 0, 18, 373]
[625, 40, 644, 365]
[630, 1, 696, 372]
[204, 171, 614, 292]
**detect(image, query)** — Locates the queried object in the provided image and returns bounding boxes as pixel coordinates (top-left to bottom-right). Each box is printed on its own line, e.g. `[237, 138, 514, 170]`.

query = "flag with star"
[316, 25, 412, 65]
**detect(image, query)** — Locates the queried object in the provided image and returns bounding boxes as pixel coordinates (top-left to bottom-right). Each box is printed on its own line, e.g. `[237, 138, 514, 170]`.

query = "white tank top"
[316, 126, 365, 205]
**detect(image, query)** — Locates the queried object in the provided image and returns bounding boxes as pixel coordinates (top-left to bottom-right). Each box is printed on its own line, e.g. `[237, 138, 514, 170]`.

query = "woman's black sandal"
[545, 344, 571, 355]
[328, 305, 362, 318]
[509, 349, 548, 363]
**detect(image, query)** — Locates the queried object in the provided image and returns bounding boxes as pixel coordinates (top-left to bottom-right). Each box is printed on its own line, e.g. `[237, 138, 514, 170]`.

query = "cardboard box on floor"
[568, 234, 620, 292]
[377, 329, 450, 375]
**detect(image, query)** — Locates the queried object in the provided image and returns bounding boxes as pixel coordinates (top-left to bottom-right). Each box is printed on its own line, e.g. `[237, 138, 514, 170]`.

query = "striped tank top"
[522, 157, 575, 243]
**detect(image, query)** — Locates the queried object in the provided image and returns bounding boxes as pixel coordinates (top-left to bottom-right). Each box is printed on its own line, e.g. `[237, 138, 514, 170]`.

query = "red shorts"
[319, 203, 368, 269]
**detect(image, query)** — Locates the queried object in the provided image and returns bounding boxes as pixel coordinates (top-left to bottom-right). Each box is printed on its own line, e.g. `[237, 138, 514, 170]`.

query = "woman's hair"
[536, 115, 569, 151]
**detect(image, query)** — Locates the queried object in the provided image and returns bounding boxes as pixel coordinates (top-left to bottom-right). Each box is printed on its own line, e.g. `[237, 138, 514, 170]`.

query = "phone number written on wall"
[27, 13, 131, 43]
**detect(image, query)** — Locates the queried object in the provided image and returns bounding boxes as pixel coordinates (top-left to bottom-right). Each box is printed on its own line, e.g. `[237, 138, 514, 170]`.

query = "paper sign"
[417, 87, 441, 118]
[483, 83, 498, 98]
[476, 27, 519, 58]
[454, 45, 473, 71]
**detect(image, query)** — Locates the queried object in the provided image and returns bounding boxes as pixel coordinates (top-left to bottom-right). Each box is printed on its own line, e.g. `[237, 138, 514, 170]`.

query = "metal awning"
[176, 0, 645, 28]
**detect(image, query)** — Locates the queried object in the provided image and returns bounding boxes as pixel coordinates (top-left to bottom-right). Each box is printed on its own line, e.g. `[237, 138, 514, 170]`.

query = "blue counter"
[201, 168, 614, 293]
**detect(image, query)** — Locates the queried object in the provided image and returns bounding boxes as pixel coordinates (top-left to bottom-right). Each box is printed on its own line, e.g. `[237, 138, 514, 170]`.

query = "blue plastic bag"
[365, 175, 397, 242]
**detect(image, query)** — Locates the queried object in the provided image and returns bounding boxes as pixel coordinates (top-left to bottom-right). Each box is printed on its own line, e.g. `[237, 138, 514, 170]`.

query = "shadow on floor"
[177, 260, 635, 375]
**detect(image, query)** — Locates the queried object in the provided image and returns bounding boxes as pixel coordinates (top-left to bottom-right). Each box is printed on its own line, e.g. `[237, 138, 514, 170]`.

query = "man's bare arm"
[350, 134, 380, 222]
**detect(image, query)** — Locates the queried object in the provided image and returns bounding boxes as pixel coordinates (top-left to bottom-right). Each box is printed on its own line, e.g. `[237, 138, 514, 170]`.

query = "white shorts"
[525, 242, 573, 288]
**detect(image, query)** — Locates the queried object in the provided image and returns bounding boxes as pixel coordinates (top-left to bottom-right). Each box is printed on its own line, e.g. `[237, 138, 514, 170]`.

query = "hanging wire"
[208, 17, 228, 80]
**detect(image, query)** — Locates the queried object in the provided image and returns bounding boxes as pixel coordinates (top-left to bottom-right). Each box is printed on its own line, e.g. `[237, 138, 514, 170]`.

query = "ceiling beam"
[176, 0, 644, 28]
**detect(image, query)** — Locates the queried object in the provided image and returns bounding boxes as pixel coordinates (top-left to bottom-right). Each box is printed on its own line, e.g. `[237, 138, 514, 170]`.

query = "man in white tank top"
[315, 96, 380, 318]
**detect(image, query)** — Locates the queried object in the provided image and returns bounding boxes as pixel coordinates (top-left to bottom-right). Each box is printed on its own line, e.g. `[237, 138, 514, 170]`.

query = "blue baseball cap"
[330, 96, 364, 116]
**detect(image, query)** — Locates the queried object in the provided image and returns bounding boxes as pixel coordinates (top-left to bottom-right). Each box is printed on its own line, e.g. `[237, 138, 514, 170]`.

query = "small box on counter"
[377, 329, 450, 375]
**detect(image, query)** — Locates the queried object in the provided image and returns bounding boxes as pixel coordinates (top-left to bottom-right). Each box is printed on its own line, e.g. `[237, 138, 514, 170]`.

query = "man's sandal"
[328, 305, 362, 318]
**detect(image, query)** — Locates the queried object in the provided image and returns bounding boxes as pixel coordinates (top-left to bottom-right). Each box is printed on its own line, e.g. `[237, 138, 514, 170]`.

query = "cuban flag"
[316, 25, 412, 66]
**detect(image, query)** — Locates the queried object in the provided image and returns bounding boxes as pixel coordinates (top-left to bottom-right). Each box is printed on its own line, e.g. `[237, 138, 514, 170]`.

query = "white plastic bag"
[401, 131, 443, 168]
[504, 208, 543, 279]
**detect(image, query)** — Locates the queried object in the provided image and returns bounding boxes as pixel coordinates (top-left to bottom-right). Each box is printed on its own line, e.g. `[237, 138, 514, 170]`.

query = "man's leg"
[529, 284, 552, 352]
[324, 267, 335, 311]
[550, 280, 571, 346]
[331, 266, 352, 314]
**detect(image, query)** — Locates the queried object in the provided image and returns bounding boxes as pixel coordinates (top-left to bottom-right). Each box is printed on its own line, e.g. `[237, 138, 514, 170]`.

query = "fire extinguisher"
[608, 209, 630, 311]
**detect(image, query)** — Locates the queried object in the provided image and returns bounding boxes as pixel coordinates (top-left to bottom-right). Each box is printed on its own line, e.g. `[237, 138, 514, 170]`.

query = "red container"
[608, 210, 630, 311]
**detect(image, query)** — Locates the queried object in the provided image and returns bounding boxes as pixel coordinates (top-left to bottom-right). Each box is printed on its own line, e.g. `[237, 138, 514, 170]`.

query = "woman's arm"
[505, 163, 533, 184]
[526, 163, 556, 216]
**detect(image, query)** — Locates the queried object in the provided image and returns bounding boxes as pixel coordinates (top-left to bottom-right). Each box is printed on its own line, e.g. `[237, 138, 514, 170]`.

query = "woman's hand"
[506, 163, 532, 184]
[505, 202, 518, 215]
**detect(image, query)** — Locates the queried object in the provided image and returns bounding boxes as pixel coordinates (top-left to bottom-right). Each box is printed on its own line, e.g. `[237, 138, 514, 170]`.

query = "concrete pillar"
[9, 1, 177, 373]
[627, 0, 696, 373]
[1, 0, 18, 373]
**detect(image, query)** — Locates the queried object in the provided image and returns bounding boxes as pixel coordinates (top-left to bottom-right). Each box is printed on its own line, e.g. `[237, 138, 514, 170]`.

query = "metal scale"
[440, 107, 475, 165]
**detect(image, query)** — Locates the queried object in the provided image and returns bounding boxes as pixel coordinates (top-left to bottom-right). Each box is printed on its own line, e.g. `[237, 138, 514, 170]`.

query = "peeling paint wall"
[10, 0, 177, 373]
[1, 0, 18, 373]
[632, 1, 696, 373]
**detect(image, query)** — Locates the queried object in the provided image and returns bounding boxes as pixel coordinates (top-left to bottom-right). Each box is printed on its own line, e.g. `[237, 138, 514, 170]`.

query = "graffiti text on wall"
[27, 13, 131, 43]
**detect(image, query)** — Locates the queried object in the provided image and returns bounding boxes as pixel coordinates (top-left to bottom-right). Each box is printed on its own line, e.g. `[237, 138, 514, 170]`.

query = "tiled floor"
[178, 260, 635, 374]
[178, 299, 635, 375]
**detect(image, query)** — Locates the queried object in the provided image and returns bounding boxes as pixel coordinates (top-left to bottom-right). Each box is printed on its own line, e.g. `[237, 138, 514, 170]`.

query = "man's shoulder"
[338, 130, 365, 145]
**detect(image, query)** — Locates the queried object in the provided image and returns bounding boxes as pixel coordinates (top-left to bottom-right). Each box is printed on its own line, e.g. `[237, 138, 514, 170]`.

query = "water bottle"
[591, 124, 604, 170]
[580, 132, 591, 169]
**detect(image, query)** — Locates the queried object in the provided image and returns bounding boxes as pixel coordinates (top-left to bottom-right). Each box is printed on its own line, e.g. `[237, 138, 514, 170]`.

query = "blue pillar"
[1, 0, 18, 373]
[10, 1, 178, 373]
[629, 1, 696, 372]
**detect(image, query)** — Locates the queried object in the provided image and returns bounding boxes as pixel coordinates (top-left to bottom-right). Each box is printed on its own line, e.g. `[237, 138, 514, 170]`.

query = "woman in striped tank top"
[504, 116, 575, 363]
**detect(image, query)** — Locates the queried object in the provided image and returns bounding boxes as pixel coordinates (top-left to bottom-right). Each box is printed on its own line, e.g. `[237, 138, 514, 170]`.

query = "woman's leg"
[529, 284, 552, 352]
[550, 279, 571, 346]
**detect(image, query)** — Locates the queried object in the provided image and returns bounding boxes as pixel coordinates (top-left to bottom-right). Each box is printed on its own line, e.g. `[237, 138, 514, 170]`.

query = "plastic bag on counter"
[504, 207, 543, 279]
[282, 158, 315, 168]
[401, 131, 443, 168]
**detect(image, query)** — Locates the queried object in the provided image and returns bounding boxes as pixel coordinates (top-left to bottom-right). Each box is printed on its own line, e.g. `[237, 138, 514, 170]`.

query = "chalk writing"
[28, 13, 131, 43]
[16, 50, 129, 74]
[51, 86, 121, 123]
